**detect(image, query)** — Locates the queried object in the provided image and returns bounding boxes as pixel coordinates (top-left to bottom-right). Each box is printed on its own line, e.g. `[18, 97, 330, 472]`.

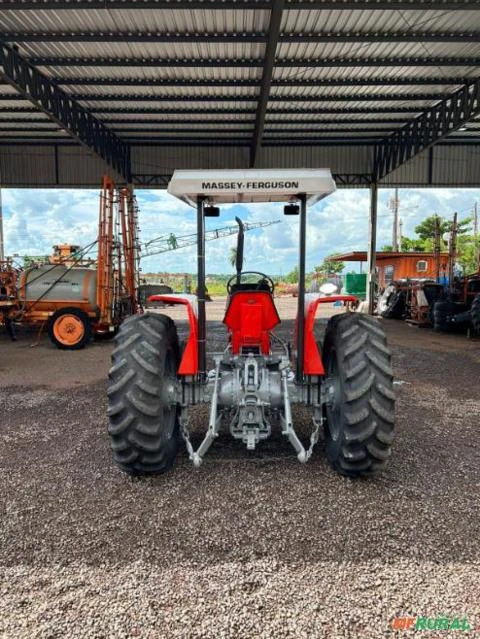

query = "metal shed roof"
[0, 0, 479, 187]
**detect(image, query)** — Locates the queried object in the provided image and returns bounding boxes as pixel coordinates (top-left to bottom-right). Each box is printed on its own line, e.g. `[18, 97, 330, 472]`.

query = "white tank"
[18, 264, 98, 306]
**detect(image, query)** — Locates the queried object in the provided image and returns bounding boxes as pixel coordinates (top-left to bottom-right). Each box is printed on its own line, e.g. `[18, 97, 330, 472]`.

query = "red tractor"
[107, 170, 395, 478]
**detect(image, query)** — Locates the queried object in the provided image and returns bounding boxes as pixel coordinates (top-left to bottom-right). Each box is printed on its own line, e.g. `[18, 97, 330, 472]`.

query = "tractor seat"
[228, 280, 272, 294]
[223, 290, 280, 355]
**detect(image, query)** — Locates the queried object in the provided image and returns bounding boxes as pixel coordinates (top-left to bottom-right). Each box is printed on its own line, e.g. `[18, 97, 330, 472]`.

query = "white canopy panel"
[167, 168, 336, 206]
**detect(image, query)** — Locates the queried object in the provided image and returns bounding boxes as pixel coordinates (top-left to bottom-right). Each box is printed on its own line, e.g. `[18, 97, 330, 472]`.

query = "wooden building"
[331, 252, 449, 289]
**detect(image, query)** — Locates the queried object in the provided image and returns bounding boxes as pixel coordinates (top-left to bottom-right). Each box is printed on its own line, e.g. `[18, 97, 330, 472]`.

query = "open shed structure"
[1, 1, 480, 309]
[0, 0, 479, 190]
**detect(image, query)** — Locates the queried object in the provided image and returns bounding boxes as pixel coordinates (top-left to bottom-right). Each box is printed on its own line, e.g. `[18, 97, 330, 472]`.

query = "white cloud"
[2, 186, 479, 274]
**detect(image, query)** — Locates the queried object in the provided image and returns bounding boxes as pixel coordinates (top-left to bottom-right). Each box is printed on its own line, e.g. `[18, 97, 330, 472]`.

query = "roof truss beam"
[251, 0, 284, 167]
[375, 79, 480, 179]
[4, 31, 479, 44]
[0, 117, 415, 125]
[0, 105, 425, 114]
[27, 56, 480, 67]
[50, 77, 474, 87]
[0, 138, 477, 148]
[93, 106, 424, 114]
[19, 92, 450, 103]
[0, 40, 131, 180]
[0, 126, 407, 134]
[1, 0, 479, 8]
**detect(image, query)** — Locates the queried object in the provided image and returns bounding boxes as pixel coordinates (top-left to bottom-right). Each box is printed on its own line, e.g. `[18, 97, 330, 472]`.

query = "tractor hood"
[167, 169, 336, 207]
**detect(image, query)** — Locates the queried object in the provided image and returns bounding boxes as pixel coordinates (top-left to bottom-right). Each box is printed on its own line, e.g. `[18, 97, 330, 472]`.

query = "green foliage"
[414, 215, 449, 242]
[314, 254, 345, 275]
[414, 214, 472, 250]
[229, 246, 237, 268]
[285, 266, 299, 284]
[382, 236, 429, 251]
[401, 236, 428, 251]
[457, 234, 480, 274]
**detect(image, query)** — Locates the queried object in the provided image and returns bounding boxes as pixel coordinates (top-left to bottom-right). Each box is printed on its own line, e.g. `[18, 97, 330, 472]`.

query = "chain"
[179, 412, 195, 460]
[304, 415, 322, 462]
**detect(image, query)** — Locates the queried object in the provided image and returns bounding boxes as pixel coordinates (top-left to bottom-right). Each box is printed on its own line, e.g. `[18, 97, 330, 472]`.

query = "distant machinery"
[140, 219, 280, 258]
[0, 176, 140, 349]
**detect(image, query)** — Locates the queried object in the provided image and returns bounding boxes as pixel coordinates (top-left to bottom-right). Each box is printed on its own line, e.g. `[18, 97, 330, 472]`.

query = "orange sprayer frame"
[119, 186, 139, 314]
[96, 176, 115, 328]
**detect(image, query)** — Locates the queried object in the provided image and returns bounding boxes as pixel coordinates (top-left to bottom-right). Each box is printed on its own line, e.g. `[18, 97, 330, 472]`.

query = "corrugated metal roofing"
[0, 8, 271, 33]
[0, 3, 479, 186]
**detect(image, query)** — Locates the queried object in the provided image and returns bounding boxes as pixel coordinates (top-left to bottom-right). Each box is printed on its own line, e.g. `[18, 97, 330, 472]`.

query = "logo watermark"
[391, 616, 476, 632]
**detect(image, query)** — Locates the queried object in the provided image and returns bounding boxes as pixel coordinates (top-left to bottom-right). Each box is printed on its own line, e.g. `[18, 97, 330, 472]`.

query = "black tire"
[322, 313, 395, 477]
[107, 313, 180, 475]
[433, 300, 454, 332]
[48, 307, 92, 350]
[471, 294, 480, 334]
[380, 290, 405, 319]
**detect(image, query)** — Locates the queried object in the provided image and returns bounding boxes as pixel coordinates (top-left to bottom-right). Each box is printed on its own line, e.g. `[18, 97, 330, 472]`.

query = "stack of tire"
[432, 300, 459, 332]
[378, 284, 406, 319]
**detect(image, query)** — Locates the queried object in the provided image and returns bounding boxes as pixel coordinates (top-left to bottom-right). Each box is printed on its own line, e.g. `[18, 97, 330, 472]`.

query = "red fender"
[147, 294, 198, 375]
[303, 294, 358, 375]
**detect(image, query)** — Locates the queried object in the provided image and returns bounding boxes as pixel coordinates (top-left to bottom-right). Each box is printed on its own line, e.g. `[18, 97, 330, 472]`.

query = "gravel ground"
[1, 298, 480, 638]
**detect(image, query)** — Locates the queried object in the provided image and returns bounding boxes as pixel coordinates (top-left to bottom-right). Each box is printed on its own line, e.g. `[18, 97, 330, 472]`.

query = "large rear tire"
[107, 313, 180, 475]
[322, 313, 395, 477]
[471, 294, 480, 334]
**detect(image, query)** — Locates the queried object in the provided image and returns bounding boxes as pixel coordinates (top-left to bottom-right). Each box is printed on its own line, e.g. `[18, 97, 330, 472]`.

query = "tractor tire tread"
[471, 294, 480, 334]
[107, 313, 179, 475]
[323, 313, 395, 477]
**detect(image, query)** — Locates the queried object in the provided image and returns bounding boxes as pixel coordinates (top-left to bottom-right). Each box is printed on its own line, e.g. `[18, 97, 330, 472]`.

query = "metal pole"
[474, 201, 479, 271]
[197, 197, 206, 378]
[391, 187, 399, 251]
[296, 194, 307, 382]
[448, 212, 458, 291]
[0, 187, 4, 261]
[367, 182, 378, 315]
[434, 215, 441, 282]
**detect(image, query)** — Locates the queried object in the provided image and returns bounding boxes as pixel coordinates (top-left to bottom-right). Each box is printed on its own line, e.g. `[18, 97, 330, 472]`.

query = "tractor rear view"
[107, 170, 395, 477]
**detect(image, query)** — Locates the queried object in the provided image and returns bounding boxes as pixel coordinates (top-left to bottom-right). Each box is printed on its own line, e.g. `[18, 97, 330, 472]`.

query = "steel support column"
[367, 183, 378, 315]
[197, 197, 207, 378]
[296, 194, 307, 381]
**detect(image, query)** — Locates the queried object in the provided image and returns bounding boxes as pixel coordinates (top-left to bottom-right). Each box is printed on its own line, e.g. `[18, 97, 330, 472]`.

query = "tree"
[457, 234, 480, 274]
[315, 254, 345, 275]
[285, 266, 299, 284]
[229, 246, 237, 268]
[382, 236, 427, 251]
[415, 214, 471, 251]
[401, 236, 428, 252]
